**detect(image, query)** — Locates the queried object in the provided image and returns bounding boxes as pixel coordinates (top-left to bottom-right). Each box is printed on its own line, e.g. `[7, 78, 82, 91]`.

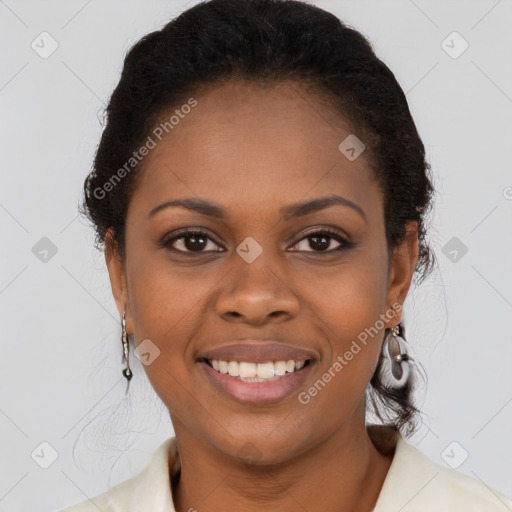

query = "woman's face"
[106, 79, 418, 463]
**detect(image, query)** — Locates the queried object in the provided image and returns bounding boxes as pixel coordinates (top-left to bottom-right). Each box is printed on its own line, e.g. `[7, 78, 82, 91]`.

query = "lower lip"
[198, 360, 315, 406]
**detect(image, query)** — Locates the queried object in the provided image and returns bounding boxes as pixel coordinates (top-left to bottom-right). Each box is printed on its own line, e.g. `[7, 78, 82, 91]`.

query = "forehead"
[130, 79, 380, 218]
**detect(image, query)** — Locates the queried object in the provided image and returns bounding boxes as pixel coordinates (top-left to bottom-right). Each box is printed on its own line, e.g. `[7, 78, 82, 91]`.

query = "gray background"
[1, 0, 511, 510]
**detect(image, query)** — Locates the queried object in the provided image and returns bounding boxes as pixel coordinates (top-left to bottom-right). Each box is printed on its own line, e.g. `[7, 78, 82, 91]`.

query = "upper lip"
[198, 341, 317, 364]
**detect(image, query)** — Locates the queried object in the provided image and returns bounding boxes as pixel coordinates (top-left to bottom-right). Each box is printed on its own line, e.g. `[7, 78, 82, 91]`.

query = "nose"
[215, 260, 301, 326]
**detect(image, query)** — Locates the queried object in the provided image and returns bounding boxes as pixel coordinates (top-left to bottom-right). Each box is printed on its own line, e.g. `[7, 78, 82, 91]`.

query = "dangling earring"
[121, 311, 133, 393]
[383, 323, 410, 389]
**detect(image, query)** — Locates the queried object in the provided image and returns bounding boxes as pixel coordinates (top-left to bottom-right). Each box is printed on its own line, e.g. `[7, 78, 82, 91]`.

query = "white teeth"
[239, 362, 257, 378]
[239, 375, 280, 383]
[209, 359, 309, 380]
[218, 360, 229, 374]
[274, 361, 287, 376]
[228, 361, 239, 377]
[257, 362, 275, 379]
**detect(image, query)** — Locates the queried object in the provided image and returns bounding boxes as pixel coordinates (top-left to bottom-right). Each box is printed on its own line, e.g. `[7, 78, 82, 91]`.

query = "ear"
[384, 221, 420, 326]
[104, 228, 132, 332]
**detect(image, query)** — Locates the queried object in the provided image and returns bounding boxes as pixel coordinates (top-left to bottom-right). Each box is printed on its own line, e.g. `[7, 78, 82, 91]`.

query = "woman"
[61, 0, 512, 510]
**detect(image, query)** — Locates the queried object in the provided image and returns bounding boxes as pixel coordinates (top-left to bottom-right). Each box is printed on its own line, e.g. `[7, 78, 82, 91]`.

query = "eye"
[161, 227, 350, 254]
[289, 229, 350, 253]
[161, 229, 224, 253]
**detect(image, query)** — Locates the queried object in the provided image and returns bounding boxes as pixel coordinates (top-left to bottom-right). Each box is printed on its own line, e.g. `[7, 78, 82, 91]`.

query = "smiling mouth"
[198, 357, 313, 382]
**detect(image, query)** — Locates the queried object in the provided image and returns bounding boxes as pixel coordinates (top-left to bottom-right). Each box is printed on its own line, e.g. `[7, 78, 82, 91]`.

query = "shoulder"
[372, 427, 512, 511]
[60, 477, 136, 512]
[60, 437, 179, 512]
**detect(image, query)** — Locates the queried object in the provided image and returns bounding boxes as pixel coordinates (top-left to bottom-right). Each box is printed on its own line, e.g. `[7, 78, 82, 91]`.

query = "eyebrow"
[148, 194, 366, 221]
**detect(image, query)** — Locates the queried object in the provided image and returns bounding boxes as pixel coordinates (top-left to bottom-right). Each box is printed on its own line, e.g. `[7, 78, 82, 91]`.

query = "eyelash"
[160, 228, 351, 254]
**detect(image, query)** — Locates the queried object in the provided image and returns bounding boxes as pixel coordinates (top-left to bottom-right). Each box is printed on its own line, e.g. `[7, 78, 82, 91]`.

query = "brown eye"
[289, 229, 349, 253]
[163, 230, 223, 253]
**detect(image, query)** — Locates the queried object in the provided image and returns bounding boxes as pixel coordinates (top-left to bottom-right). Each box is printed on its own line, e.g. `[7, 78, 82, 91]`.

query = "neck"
[170, 410, 395, 512]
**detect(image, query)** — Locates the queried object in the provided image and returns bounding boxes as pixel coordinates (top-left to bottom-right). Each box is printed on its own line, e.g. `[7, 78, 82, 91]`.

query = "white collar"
[77, 425, 512, 511]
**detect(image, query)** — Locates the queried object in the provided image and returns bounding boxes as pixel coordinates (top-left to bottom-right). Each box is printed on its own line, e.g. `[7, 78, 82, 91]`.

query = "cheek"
[126, 235, 220, 335]
[124, 244, 224, 403]
[304, 244, 390, 379]
[303, 240, 390, 340]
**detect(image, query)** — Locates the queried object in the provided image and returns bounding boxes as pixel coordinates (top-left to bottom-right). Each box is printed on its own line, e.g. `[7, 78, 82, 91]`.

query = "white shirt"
[61, 425, 512, 511]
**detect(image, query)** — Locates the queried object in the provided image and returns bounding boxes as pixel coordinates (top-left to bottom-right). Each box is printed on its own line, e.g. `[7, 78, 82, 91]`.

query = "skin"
[105, 79, 419, 512]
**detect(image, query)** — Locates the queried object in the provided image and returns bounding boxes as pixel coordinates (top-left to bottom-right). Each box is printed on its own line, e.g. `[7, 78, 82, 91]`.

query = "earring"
[383, 323, 410, 389]
[121, 311, 133, 393]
